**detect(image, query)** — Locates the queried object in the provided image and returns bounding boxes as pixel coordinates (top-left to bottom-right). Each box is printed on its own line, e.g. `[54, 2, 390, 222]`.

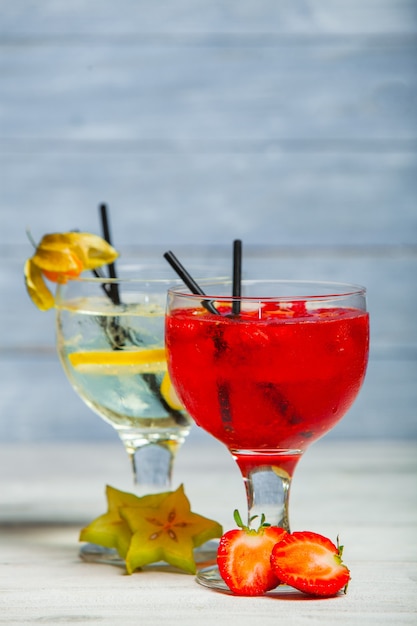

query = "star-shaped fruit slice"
[79, 485, 169, 560]
[120, 484, 223, 574]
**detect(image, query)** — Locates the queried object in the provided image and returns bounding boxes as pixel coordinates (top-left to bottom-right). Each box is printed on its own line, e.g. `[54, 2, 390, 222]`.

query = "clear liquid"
[56, 298, 192, 446]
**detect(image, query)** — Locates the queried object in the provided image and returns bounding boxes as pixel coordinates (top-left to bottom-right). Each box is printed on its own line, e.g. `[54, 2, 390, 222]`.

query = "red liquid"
[166, 303, 369, 455]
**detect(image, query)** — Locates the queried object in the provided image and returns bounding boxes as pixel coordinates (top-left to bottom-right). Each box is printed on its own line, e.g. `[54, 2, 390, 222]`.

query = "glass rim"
[167, 279, 367, 301]
[61, 263, 227, 286]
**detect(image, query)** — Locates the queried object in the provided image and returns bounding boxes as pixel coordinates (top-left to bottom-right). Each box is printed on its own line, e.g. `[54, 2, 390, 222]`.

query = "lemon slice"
[68, 348, 167, 375]
[160, 371, 183, 411]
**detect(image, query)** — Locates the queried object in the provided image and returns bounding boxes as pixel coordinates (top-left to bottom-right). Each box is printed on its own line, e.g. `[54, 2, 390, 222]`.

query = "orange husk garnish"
[24, 231, 118, 311]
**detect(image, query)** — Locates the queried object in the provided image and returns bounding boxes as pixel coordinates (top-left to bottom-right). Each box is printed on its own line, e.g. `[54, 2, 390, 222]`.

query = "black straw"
[99, 203, 120, 305]
[232, 239, 242, 315]
[163, 250, 220, 315]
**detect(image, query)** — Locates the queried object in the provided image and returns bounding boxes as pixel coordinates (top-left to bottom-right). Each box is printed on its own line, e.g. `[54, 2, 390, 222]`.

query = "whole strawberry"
[217, 510, 287, 596]
[270, 530, 350, 597]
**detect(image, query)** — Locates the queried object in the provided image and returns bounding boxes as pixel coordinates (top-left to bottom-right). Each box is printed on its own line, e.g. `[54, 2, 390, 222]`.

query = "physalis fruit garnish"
[24, 231, 118, 311]
[80, 484, 223, 575]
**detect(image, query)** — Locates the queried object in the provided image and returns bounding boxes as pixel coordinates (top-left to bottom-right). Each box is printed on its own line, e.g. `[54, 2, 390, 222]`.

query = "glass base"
[79, 540, 218, 572]
[79, 543, 125, 567]
[196, 565, 307, 596]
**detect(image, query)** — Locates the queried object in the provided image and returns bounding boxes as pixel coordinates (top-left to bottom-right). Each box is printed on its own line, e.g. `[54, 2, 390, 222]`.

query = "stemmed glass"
[55, 264, 212, 563]
[165, 279, 369, 589]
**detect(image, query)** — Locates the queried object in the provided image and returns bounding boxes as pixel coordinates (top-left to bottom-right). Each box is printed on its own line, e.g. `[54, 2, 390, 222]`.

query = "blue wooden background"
[0, 1, 416, 443]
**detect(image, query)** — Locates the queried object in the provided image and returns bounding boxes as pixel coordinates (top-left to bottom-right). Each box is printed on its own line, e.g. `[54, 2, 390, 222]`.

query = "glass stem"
[131, 443, 174, 493]
[120, 436, 181, 495]
[233, 452, 302, 532]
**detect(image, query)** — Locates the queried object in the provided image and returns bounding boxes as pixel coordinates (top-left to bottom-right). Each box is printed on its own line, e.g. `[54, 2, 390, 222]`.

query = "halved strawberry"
[217, 510, 287, 596]
[270, 530, 350, 597]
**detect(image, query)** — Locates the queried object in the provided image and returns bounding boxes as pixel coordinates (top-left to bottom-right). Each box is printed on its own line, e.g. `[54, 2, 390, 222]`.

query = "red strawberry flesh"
[270, 531, 351, 597]
[217, 526, 287, 596]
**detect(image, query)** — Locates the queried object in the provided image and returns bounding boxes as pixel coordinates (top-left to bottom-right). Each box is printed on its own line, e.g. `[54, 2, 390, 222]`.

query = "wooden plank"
[0, 350, 416, 440]
[0, 151, 415, 245]
[1, 40, 415, 140]
[2, 0, 417, 35]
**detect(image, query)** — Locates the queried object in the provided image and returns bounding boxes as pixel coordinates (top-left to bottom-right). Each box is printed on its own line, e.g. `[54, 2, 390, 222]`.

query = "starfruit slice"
[24, 231, 118, 311]
[120, 484, 223, 574]
[79, 485, 169, 560]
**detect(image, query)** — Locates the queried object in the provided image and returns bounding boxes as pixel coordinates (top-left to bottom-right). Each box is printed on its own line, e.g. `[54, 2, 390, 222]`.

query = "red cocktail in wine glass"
[165, 279, 369, 589]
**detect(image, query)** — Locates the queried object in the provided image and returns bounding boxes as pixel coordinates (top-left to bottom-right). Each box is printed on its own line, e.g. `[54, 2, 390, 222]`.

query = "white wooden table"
[0, 436, 416, 625]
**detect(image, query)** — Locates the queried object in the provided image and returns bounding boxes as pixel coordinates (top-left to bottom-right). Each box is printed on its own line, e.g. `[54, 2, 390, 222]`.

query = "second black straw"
[232, 239, 242, 315]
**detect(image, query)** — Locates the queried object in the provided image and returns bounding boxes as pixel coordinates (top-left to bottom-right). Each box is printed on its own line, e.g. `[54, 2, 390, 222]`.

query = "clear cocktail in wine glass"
[165, 279, 369, 589]
[55, 264, 221, 564]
